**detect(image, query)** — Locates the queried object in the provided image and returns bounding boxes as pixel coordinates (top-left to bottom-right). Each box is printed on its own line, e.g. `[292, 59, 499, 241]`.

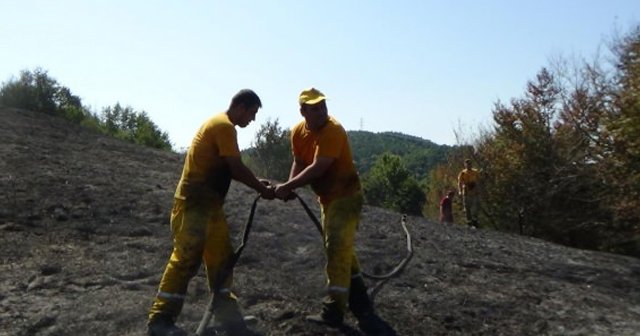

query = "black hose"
[196, 192, 414, 334]
[196, 195, 261, 336]
[294, 194, 413, 302]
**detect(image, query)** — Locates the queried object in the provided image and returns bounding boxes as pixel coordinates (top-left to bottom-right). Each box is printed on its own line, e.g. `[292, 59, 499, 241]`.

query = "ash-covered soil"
[1, 107, 639, 336]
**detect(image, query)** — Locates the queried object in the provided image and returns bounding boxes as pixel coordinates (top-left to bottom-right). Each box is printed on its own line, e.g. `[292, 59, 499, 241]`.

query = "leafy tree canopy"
[362, 152, 425, 216]
[0, 68, 172, 151]
[242, 118, 291, 181]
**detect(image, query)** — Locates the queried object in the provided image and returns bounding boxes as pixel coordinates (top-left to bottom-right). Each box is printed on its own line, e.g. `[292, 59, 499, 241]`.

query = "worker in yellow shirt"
[275, 88, 394, 336]
[147, 89, 275, 336]
[458, 159, 480, 228]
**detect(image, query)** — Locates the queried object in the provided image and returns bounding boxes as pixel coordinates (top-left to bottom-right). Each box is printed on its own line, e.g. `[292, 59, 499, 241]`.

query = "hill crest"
[347, 130, 452, 179]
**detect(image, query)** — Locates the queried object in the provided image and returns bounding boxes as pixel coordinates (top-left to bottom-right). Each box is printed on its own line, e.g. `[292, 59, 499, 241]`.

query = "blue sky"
[1, 1, 638, 150]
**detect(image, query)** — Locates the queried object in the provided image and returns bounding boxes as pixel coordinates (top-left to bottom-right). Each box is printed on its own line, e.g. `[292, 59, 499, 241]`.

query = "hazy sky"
[1, 1, 638, 150]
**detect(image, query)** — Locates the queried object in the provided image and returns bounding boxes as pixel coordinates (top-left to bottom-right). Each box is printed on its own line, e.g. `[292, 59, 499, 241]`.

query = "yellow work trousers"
[463, 193, 480, 225]
[148, 197, 235, 322]
[320, 193, 364, 313]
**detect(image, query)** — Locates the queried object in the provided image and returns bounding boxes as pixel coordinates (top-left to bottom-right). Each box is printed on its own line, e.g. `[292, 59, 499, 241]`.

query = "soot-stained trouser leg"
[148, 198, 217, 323]
[202, 205, 244, 326]
[319, 193, 363, 322]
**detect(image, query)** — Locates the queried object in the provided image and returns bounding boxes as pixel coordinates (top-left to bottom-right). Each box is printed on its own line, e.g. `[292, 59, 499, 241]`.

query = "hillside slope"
[1, 107, 639, 336]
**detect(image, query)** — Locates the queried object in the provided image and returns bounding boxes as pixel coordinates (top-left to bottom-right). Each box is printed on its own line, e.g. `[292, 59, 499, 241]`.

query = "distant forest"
[348, 130, 452, 180]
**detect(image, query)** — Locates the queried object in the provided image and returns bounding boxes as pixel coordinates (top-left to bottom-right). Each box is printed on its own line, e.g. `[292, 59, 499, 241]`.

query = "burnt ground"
[1, 107, 639, 336]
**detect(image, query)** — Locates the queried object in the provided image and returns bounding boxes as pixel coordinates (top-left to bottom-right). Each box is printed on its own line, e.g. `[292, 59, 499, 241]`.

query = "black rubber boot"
[305, 299, 344, 327]
[147, 316, 187, 336]
[349, 277, 397, 336]
[356, 311, 397, 336]
[213, 295, 250, 335]
[349, 276, 374, 319]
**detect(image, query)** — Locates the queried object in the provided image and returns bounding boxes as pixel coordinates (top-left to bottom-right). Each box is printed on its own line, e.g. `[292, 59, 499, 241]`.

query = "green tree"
[549, 27, 640, 254]
[362, 153, 425, 216]
[56, 86, 85, 123]
[481, 69, 561, 235]
[244, 119, 291, 181]
[132, 112, 172, 150]
[598, 27, 640, 254]
[100, 104, 172, 150]
[0, 68, 83, 117]
[1, 68, 172, 151]
[477, 67, 612, 246]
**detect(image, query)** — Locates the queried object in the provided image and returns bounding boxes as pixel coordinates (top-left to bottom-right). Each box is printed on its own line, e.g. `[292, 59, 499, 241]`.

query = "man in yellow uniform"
[458, 159, 480, 228]
[147, 89, 274, 336]
[275, 88, 393, 336]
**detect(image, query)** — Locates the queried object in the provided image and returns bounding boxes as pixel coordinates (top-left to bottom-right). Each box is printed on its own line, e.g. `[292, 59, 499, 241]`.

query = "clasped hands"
[259, 179, 296, 201]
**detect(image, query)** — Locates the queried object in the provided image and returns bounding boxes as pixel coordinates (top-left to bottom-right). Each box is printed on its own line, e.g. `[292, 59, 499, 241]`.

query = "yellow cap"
[298, 87, 326, 105]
